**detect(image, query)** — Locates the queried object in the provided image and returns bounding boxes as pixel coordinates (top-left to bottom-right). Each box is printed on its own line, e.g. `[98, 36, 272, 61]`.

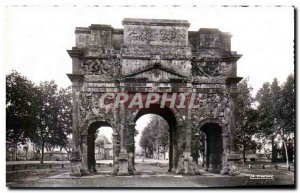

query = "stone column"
[223, 78, 242, 175]
[67, 48, 82, 152]
[67, 48, 84, 176]
[87, 133, 96, 173]
[227, 88, 241, 176]
[204, 136, 208, 171]
[229, 88, 238, 152]
[172, 140, 178, 173]
[80, 135, 89, 175]
[226, 77, 242, 152]
[182, 91, 199, 175]
[118, 124, 129, 175]
[117, 83, 128, 175]
[112, 132, 120, 174]
[128, 122, 136, 174]
[220, 133, 230, 175]
[68, 83, 81, 176]
[168, 129, 173, 172]
[117, 102, 129, 175]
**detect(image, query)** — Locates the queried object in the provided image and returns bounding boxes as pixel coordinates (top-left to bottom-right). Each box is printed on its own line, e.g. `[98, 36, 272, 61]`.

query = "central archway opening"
[134, 114, 169, 174]
[87, 121, 114, 173]
[200, 123, 223, 173]
[132, 104, 178, 174]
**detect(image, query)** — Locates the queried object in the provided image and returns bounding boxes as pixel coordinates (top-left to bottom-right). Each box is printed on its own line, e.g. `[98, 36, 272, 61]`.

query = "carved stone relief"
[191, 92, 231, 134]
[191, 61, 230, 77]
[79, 92, 116, 127]
[81, 58, 121, 76]
[126, 26, 186, 44]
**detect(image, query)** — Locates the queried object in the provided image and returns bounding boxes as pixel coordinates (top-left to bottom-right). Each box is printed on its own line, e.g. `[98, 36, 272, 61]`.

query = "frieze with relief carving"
[80, 58, 121, 76]
[126, 26, 186, 44]
[79, 92, 116, 127]
[191, 60, 230, 77]
[191, 92, 231, 134]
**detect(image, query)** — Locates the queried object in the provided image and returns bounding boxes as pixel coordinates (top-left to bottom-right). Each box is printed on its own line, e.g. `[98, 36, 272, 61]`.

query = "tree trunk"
[283, 139, 289, 167]
[242, 143, 246, 164]
[14, 142, 18, 161]
[25, 148, 28, 161]
[271, 136, 276, 162]
[280, 128, 289, 167]
[40, 140, 45, 164]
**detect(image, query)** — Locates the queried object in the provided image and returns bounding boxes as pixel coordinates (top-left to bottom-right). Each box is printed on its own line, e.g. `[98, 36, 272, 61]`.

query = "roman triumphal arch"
[67, 18, 242, 176]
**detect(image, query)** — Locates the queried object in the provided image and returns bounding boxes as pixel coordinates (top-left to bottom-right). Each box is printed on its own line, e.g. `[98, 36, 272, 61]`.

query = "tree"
[139, 115, 169, 159]
[54, 87, 72, 149]
[154, 117, 169, 159]
[6, 71, 72, 162]
[256, 75, 295, 165]
[95, 134, 110, 149]
[30, 81, 72, 163]
[277, 74, 295, 166]
[95, 134, 110, 159]
[235, 78, 259, 163]
[256, 81, 277, 161]
[6, 71, 36, 160]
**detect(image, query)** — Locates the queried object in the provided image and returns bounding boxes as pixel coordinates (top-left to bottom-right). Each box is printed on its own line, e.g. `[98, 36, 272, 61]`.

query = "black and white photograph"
[3, 1, 296, 189]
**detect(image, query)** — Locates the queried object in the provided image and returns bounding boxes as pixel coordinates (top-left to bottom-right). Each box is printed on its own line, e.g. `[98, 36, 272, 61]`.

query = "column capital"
[67, 74, 84, 86]
[67, 47, 83, 58]
[226, 77, 243, 85]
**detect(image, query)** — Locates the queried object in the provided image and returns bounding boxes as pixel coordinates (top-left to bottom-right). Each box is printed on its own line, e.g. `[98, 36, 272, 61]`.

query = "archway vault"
[80, 116, 117, 136]
[196, 118, 224, 132]
[68, 18, 242, 176]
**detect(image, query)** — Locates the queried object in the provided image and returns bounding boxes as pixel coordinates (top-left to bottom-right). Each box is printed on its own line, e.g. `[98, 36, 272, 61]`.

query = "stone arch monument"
[67, 18, 242, 176]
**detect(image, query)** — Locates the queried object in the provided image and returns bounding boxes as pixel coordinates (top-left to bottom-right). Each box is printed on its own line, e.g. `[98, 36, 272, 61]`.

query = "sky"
[3, 5, 294, 150]
[4, 6, 294, 94]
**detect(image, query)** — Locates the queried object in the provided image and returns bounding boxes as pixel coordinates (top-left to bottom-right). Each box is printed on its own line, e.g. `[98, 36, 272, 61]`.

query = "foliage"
[256, 82, 274, 136]
[6, 71, 37, 160]
[30, 81, 72, 163]
[95, 134, 110, 149]
[235, 78, 259, 162]
[256, 75, 295, 164]
[139, 115, 169, 159]
[6, 71, 72, 162]
[277, 74, 295, 135]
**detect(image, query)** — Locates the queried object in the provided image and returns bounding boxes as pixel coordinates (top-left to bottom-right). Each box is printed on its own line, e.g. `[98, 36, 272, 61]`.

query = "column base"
[117, 151, 129, 176]
[112, 157, 119, 175]
[221, 153, 240, 176]
[70, 161, 81, 177]
[176, 152, 201, 175]
[80, 168, 90, 176]
[128, 152, 136, 175]
[69, 151, 82, 177]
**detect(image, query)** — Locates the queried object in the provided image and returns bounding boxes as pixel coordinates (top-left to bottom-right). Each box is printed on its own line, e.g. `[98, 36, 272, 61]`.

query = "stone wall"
[68, 18, 242, 176]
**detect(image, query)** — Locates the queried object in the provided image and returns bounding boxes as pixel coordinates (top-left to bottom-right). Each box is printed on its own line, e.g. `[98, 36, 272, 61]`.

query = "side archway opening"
[200, 122, 223, 173]
[87, 121, 114, 173]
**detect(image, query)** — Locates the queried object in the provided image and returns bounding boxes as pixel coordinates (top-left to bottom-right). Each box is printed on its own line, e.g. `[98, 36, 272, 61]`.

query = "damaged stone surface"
[67, 18, 242, 176]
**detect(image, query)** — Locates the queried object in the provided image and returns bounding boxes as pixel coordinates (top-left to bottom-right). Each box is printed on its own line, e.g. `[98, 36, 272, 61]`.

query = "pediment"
[122, 64, 187, 82]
